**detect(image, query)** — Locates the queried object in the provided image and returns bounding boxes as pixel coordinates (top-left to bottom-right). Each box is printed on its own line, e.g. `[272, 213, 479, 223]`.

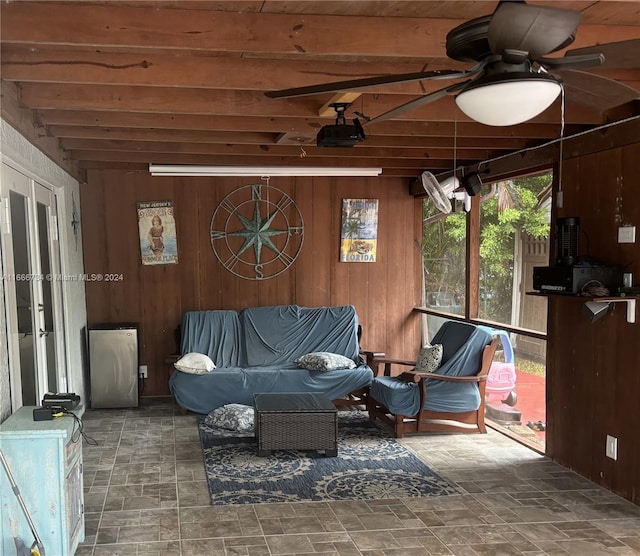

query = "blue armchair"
[367, 321, 498, 437]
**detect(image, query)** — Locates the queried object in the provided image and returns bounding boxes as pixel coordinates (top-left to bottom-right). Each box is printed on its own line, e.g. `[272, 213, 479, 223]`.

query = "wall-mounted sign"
[340, 199, 379, 263]
[137, 200, 178, 265]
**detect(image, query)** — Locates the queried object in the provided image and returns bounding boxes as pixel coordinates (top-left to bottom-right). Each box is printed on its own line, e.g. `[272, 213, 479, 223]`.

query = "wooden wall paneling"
[547, 296, 591, 464]
[344, 179, 373, 349]
[100, 171, 141, 324]
[202, 178, 249, 310]
[198, 178, 229, 310]
[382, 177, 412, 360]
[295, 178, 331, 308]
[82, 170, 422, 397]
[620, 143, 640, 278]
[547, 141, 640, 505]
[174, 176, 203, 314]
[390, 180, 411, 360]
[80, 171, 107, 320]
[345, 178, 372, 328]
[590, 312, 620, 486]
[329, 180, 349, 307]
[96, 170, 170, 392]
[582, 151, 622, 266]
[393, 183, 420, 361]
[608, 316, 639, 503]
[363, 179, 391, 355]
[268, 179, 296, 308]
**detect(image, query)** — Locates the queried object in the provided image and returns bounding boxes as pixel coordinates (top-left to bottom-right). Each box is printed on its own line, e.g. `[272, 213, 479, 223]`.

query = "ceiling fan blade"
[488, 2, 580, 60]
[565, 39, 640, 69]
[265, 69, 469, 99]
[559, 69, 640, 112]
[367, 81, 469, 125]
[538, 52, 604, 71]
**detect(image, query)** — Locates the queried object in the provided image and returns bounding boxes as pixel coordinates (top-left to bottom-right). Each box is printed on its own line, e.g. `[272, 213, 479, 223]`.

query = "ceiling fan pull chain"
[453, 110, 457, 185]
[558, 84, 566, 204]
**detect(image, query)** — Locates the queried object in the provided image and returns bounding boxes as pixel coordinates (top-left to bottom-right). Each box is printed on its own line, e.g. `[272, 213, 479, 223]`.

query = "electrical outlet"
[618, 226, 636, 244]
[139, 365, 148, 379]
[606, 435, 618, 460]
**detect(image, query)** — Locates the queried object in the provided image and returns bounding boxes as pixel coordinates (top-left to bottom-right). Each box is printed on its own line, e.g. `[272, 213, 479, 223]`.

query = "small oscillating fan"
[420, 171, 471, 213]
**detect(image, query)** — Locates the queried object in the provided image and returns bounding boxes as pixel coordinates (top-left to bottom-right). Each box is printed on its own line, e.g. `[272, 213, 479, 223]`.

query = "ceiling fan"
[266, 1, 638, 127]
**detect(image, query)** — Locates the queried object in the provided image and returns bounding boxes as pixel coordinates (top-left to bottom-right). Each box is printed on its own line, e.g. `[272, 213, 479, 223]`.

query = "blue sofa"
[169, 304, 375, 414]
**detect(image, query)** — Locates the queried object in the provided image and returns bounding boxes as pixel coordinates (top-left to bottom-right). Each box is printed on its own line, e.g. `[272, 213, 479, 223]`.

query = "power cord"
[581, 279, 610, 297]
[53, 409, 98, 445]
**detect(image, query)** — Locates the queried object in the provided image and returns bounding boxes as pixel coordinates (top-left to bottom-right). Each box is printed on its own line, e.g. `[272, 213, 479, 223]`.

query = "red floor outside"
[486, 369, 546, 448]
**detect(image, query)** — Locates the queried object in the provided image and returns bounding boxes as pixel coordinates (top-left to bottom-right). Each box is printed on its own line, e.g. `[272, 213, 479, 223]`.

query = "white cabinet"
[0, 406, 84, 555]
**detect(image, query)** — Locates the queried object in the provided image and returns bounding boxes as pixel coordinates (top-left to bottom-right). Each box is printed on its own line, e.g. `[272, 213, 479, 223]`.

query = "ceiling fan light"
[455, 73, 562, 126]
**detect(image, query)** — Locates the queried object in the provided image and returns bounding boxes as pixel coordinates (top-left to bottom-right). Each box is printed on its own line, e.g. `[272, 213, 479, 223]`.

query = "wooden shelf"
[591, 297, 637, 324]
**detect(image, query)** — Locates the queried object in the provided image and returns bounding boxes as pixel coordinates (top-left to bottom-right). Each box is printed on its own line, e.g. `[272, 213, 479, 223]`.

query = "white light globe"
[455, 73, 562, 126]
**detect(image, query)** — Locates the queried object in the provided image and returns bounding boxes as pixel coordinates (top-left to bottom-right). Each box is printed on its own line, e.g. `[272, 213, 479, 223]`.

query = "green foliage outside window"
[423, 172, 551, 323]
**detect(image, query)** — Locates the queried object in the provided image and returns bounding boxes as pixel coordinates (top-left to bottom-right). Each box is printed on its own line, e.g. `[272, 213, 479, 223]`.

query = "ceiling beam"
[3, 2, 639, 60]
[3, 46, 637, 97]
[47, 125, 528, 150]
[67, 149, 462, 171]
[34, 109, 574, 139]
[0, 46, 437, 95]
[19, 83, 604, 124]
[58, 138, 504, 161]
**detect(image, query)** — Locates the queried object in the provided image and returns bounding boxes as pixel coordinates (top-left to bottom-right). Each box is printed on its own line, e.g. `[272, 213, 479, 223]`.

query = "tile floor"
[77, 398, 640, 555]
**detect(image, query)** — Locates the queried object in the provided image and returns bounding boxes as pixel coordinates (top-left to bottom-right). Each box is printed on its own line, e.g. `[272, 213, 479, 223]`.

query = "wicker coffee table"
[254, 392, 338, 457]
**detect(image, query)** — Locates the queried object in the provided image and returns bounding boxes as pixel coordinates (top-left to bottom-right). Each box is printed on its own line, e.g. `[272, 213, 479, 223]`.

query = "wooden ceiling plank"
[35, 109, 572, 139]
[2, 2, 637, 60]
[4, 45, 637, 88]
[49, 125, 527, 150]
[0, 2, 462, 58]
[67, 149, 462, 169]
[58, 137, 502, 161]
[0, 81, 83, 181]
[19, 83, 604, 124]
[1, 46, 440, 95]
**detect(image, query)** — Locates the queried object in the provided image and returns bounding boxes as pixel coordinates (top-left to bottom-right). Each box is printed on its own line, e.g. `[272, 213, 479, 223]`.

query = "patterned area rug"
[198, 410, 460, 505]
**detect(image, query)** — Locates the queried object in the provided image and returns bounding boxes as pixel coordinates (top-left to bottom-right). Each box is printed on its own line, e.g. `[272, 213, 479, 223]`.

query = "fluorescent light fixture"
[455, 72, 562, 126]
[149, 164, 382, 177]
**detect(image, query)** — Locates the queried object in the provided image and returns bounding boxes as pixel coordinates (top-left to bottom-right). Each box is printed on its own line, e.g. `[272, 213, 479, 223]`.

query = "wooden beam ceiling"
[1, 1, 639, 180]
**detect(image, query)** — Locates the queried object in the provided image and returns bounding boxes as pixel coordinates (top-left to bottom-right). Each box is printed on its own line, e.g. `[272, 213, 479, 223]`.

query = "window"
[422, 200, 466, 317]
[421, 170, 552, 450]
[478, 173, 551, 333]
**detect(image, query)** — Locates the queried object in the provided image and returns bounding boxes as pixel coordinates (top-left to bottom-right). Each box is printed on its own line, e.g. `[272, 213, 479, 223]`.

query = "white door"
[1, 162, 67, 409]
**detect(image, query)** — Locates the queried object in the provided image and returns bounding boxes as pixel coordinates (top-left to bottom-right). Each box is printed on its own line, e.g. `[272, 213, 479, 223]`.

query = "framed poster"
[340, 198, 379, 262]
[137, 201, 178, 265]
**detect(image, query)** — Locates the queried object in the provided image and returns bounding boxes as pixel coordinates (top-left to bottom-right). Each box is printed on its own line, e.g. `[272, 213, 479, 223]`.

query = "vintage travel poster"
[340, 198, 379, 262]
[137, 201, 178, 265]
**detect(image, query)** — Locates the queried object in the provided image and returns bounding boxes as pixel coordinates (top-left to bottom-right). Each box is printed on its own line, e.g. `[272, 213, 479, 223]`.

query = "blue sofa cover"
[369, 321, 492, 416]
[169, 304, 374, 414]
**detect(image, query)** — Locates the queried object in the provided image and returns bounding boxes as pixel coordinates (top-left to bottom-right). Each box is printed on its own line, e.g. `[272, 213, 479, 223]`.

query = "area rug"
[198, 410, 460, 505]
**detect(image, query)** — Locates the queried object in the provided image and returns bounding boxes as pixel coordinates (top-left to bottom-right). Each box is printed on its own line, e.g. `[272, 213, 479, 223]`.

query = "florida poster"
[137, 201, 178, 265]
[340, 198, 379, 262]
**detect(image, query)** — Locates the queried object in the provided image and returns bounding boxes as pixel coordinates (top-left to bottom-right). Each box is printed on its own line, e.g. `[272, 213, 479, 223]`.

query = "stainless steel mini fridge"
[89, 324, 139, 408]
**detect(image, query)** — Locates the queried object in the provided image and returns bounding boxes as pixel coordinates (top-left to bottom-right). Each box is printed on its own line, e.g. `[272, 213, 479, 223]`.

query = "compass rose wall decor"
[210, 183, 304, 280]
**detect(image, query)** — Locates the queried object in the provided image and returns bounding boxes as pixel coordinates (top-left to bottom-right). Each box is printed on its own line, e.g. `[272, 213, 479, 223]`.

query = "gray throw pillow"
[204, 404, 254, 432]
[415, 344, 443, 372]
[295, 351, 356, 371]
